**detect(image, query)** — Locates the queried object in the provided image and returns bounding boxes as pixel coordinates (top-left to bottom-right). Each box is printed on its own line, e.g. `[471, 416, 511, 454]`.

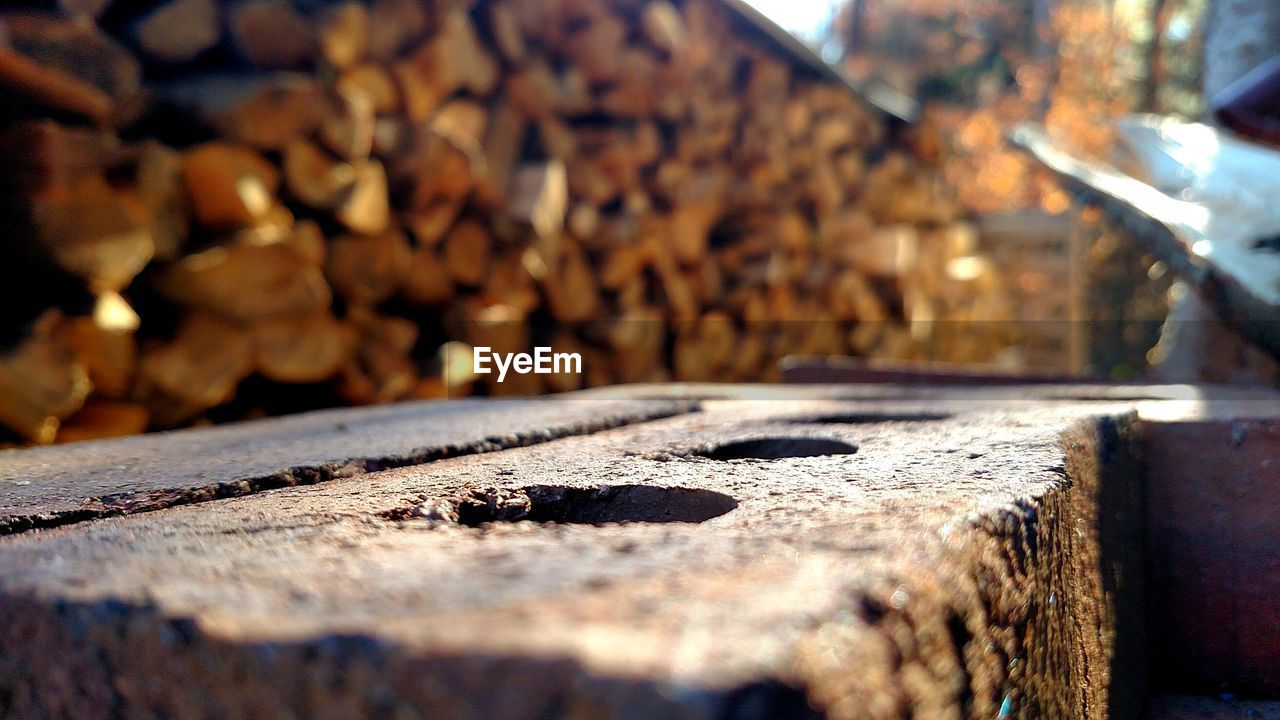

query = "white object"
[1116, 114, 1280, 306]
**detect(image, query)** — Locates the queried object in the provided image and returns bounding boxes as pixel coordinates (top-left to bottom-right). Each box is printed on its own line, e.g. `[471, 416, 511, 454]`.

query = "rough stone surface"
[2, 383, 1279, 720]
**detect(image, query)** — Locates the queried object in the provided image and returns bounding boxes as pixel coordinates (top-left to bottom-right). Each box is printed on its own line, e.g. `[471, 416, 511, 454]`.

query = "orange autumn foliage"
[835, 0, 1204, 214]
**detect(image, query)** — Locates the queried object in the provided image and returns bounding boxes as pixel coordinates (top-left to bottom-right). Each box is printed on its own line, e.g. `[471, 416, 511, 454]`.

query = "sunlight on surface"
[739, 0, 838, 38]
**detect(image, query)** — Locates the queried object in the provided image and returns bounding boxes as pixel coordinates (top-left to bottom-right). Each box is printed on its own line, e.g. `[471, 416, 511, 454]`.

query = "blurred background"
[0, 0, 1252, 446]
[759, 0, 1209, 380]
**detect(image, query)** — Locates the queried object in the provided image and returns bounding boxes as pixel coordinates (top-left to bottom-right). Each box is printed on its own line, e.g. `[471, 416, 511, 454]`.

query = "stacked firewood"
[0, 0, 1013, 444]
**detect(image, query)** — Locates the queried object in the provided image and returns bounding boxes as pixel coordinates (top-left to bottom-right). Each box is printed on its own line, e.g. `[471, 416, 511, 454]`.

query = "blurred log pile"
[0, 0, 1013, 445]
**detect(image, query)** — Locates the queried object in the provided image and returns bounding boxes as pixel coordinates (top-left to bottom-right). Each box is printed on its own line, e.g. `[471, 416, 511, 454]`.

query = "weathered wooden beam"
[0, 396, 695, 535]
[0, 384, 1191, 720]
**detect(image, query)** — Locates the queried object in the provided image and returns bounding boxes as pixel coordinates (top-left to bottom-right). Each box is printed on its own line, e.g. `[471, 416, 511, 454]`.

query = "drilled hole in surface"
[697, 437, 858, 460]
[791, 412, 952, 424]
[452, 484, 737, 526]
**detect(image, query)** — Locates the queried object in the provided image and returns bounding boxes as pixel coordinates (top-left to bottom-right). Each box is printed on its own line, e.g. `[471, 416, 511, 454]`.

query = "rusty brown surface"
[1144, 416, 1280, 696]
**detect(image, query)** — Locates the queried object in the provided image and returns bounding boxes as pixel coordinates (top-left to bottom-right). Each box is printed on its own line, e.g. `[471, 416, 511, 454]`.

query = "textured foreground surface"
[1, 383, 1278, 719]
[0, 397, 694, 534]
